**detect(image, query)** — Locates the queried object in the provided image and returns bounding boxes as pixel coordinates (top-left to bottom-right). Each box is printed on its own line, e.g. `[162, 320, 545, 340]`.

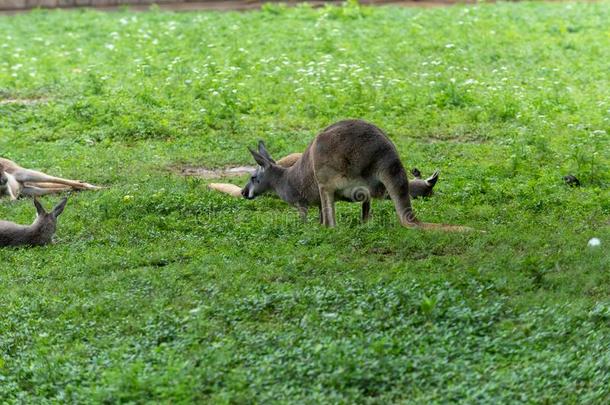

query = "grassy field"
[1, 1, 609, 402]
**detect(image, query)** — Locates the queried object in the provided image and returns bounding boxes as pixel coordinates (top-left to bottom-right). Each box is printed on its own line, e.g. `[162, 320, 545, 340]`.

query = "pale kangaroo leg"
[318, 186, 337, 227]
[12, 168, 99, 190]
[6, 174, 22, 200]
[21, 185, 72, 197]
[26, 182, 72, 190]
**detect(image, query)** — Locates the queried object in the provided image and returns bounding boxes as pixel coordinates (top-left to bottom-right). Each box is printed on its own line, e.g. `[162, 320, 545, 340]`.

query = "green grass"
[1, 1, 609, 402]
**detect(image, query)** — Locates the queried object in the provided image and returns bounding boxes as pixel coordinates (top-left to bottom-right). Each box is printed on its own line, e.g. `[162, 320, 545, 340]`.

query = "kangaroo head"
[32, 197, 68, 243]
[242, 141, 280, 199]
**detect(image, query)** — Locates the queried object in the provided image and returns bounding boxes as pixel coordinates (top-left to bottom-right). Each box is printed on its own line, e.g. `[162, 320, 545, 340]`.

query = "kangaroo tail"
[378, 159, 419, 226]
[379, 160, 473, 232]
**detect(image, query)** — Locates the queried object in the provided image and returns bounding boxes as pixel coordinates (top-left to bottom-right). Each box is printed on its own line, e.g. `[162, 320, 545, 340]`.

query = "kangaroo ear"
[52, 197, 68, 218]
[426, 170, 440, 187]
[257, 141, 275, 163]
[33, 198, 46, 216]
[249, 147, 272, 169]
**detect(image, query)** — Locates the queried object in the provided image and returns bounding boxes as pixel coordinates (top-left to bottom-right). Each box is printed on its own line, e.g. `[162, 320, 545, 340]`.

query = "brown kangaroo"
[244, 119, 471, 231]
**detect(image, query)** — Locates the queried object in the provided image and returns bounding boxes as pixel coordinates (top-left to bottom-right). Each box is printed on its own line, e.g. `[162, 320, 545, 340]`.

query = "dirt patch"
[418, 133, 490, 144]
[174, 165, 256, 179]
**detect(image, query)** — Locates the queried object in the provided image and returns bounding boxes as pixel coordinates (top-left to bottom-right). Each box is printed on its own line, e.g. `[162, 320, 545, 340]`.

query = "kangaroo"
[0, 197, 68, 247]
[0, 158, 101, 200]
[244, 119, 470, 231]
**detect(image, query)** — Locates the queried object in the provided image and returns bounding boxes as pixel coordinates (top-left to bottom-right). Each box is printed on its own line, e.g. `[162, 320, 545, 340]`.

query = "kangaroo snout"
[241, 186, 253, 199]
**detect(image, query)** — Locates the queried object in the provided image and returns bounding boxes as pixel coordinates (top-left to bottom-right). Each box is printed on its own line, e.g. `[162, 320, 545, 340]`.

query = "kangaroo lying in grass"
[0, 197, 67, 247]
[243, 119, 470, 231]
[0, 158, 101, 200]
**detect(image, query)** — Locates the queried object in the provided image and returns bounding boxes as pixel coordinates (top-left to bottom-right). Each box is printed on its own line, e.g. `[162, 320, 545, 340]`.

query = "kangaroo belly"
[334, 177, 387, 203]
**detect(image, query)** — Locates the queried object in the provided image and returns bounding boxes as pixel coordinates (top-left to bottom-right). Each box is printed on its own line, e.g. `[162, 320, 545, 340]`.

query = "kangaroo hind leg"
[318, 185, 337, 227]
[13, 168, 99, 190]
[21, 185, 71, 197]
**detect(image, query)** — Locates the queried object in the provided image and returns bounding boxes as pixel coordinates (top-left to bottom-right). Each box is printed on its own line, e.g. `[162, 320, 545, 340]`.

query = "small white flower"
[588, 238, 601, 247]
[445, 43, 455, 49]
[105, 43, 115, 50]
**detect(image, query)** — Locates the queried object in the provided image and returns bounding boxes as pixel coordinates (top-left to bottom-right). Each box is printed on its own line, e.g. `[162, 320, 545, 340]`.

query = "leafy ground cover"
[0, 1, 609, 402]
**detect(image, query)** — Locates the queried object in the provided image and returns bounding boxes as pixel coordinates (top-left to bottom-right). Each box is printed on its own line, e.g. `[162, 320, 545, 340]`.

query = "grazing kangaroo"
[244, 119, 470, 231]
[0, 158, 101, 200]
[0, 197, 68, 247]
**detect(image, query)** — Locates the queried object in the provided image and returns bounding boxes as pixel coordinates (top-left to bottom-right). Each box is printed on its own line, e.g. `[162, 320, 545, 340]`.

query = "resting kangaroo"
[0, 158, 101, 200]
[244, 119, 470, 231]
[0, 197, 68, 247]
